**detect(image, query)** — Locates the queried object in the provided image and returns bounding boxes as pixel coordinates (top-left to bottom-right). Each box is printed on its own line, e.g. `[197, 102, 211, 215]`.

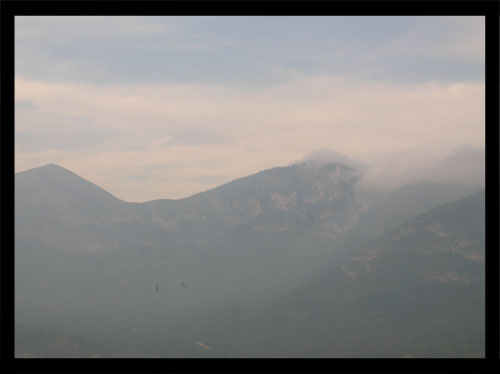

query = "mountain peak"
[18, 163, 77, 177]
[16, 163, 124, 205]
[42, 163, 63, 168]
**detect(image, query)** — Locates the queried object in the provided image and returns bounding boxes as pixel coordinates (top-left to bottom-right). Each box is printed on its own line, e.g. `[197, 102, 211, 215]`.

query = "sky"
[15, 16, 485, 202]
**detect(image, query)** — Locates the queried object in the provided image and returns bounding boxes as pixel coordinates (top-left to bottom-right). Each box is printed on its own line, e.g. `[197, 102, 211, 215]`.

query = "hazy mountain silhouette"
[15, 162, 483, 357]
[205, 191, 485, 357]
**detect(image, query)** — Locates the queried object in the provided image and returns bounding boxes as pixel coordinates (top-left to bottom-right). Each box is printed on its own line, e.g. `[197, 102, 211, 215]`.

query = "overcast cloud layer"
[15, 16, 485, 201]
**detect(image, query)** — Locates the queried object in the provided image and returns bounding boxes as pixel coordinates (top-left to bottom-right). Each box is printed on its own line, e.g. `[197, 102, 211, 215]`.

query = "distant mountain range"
[15, 162, 484, 357]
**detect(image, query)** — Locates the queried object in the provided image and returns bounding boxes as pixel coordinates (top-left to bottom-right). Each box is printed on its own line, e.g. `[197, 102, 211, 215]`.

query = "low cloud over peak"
[294, 148, 364, 169]
[357, 145, 484, 192]
[292, 145, 484, 193]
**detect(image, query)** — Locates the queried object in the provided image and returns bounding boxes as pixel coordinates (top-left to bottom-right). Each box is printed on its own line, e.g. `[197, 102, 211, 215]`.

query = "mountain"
[202, 191, 485, 357]
[15, 162, 369, 335]
[15, 164, 131, 225]
[357, 181, 482, 237]
[15, 162, 484, 357]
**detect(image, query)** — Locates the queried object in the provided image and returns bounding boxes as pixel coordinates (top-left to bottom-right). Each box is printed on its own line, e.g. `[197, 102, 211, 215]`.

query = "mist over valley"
[15, 152, 484, 357]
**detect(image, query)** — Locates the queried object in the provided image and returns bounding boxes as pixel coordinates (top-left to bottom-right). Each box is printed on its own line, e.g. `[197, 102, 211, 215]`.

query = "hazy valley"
[15, 160, 484, 357]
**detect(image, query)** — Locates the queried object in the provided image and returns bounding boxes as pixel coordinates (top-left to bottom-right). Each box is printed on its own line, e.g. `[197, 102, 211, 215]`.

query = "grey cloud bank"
[15, 16, 484, 86]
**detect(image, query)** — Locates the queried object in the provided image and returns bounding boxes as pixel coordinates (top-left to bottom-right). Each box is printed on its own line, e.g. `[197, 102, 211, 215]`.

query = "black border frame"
[1, 1, 498, 373]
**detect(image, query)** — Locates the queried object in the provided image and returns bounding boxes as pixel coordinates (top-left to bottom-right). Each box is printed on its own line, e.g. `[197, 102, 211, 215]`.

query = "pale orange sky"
[15, 16, 485, 202]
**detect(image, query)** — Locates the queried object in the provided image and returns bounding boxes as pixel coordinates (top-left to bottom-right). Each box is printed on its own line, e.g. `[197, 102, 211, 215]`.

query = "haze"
[15, 16, 484, 201]
[14, 16, 486, 358]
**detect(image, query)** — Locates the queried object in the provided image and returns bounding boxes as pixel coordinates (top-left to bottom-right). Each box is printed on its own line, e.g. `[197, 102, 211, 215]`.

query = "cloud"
[15, 16, 484, 87]
[15, 74, 484, 201]
[13, 16, 485, 201]
[294, 148, 364, 169]
[15, 100, 116, 153]
[16, 16, 174, 42]
[428, 145, 484, 186]
[358, 145, 485, 191]
[15, 16, 239, 86]
[15, 100, 37, 110]
[375, 16, 484, 65]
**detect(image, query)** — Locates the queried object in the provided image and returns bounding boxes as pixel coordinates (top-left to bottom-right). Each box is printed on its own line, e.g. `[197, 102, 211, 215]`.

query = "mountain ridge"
[19, 161, 356, 203]
[15, 162, 484, 357]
